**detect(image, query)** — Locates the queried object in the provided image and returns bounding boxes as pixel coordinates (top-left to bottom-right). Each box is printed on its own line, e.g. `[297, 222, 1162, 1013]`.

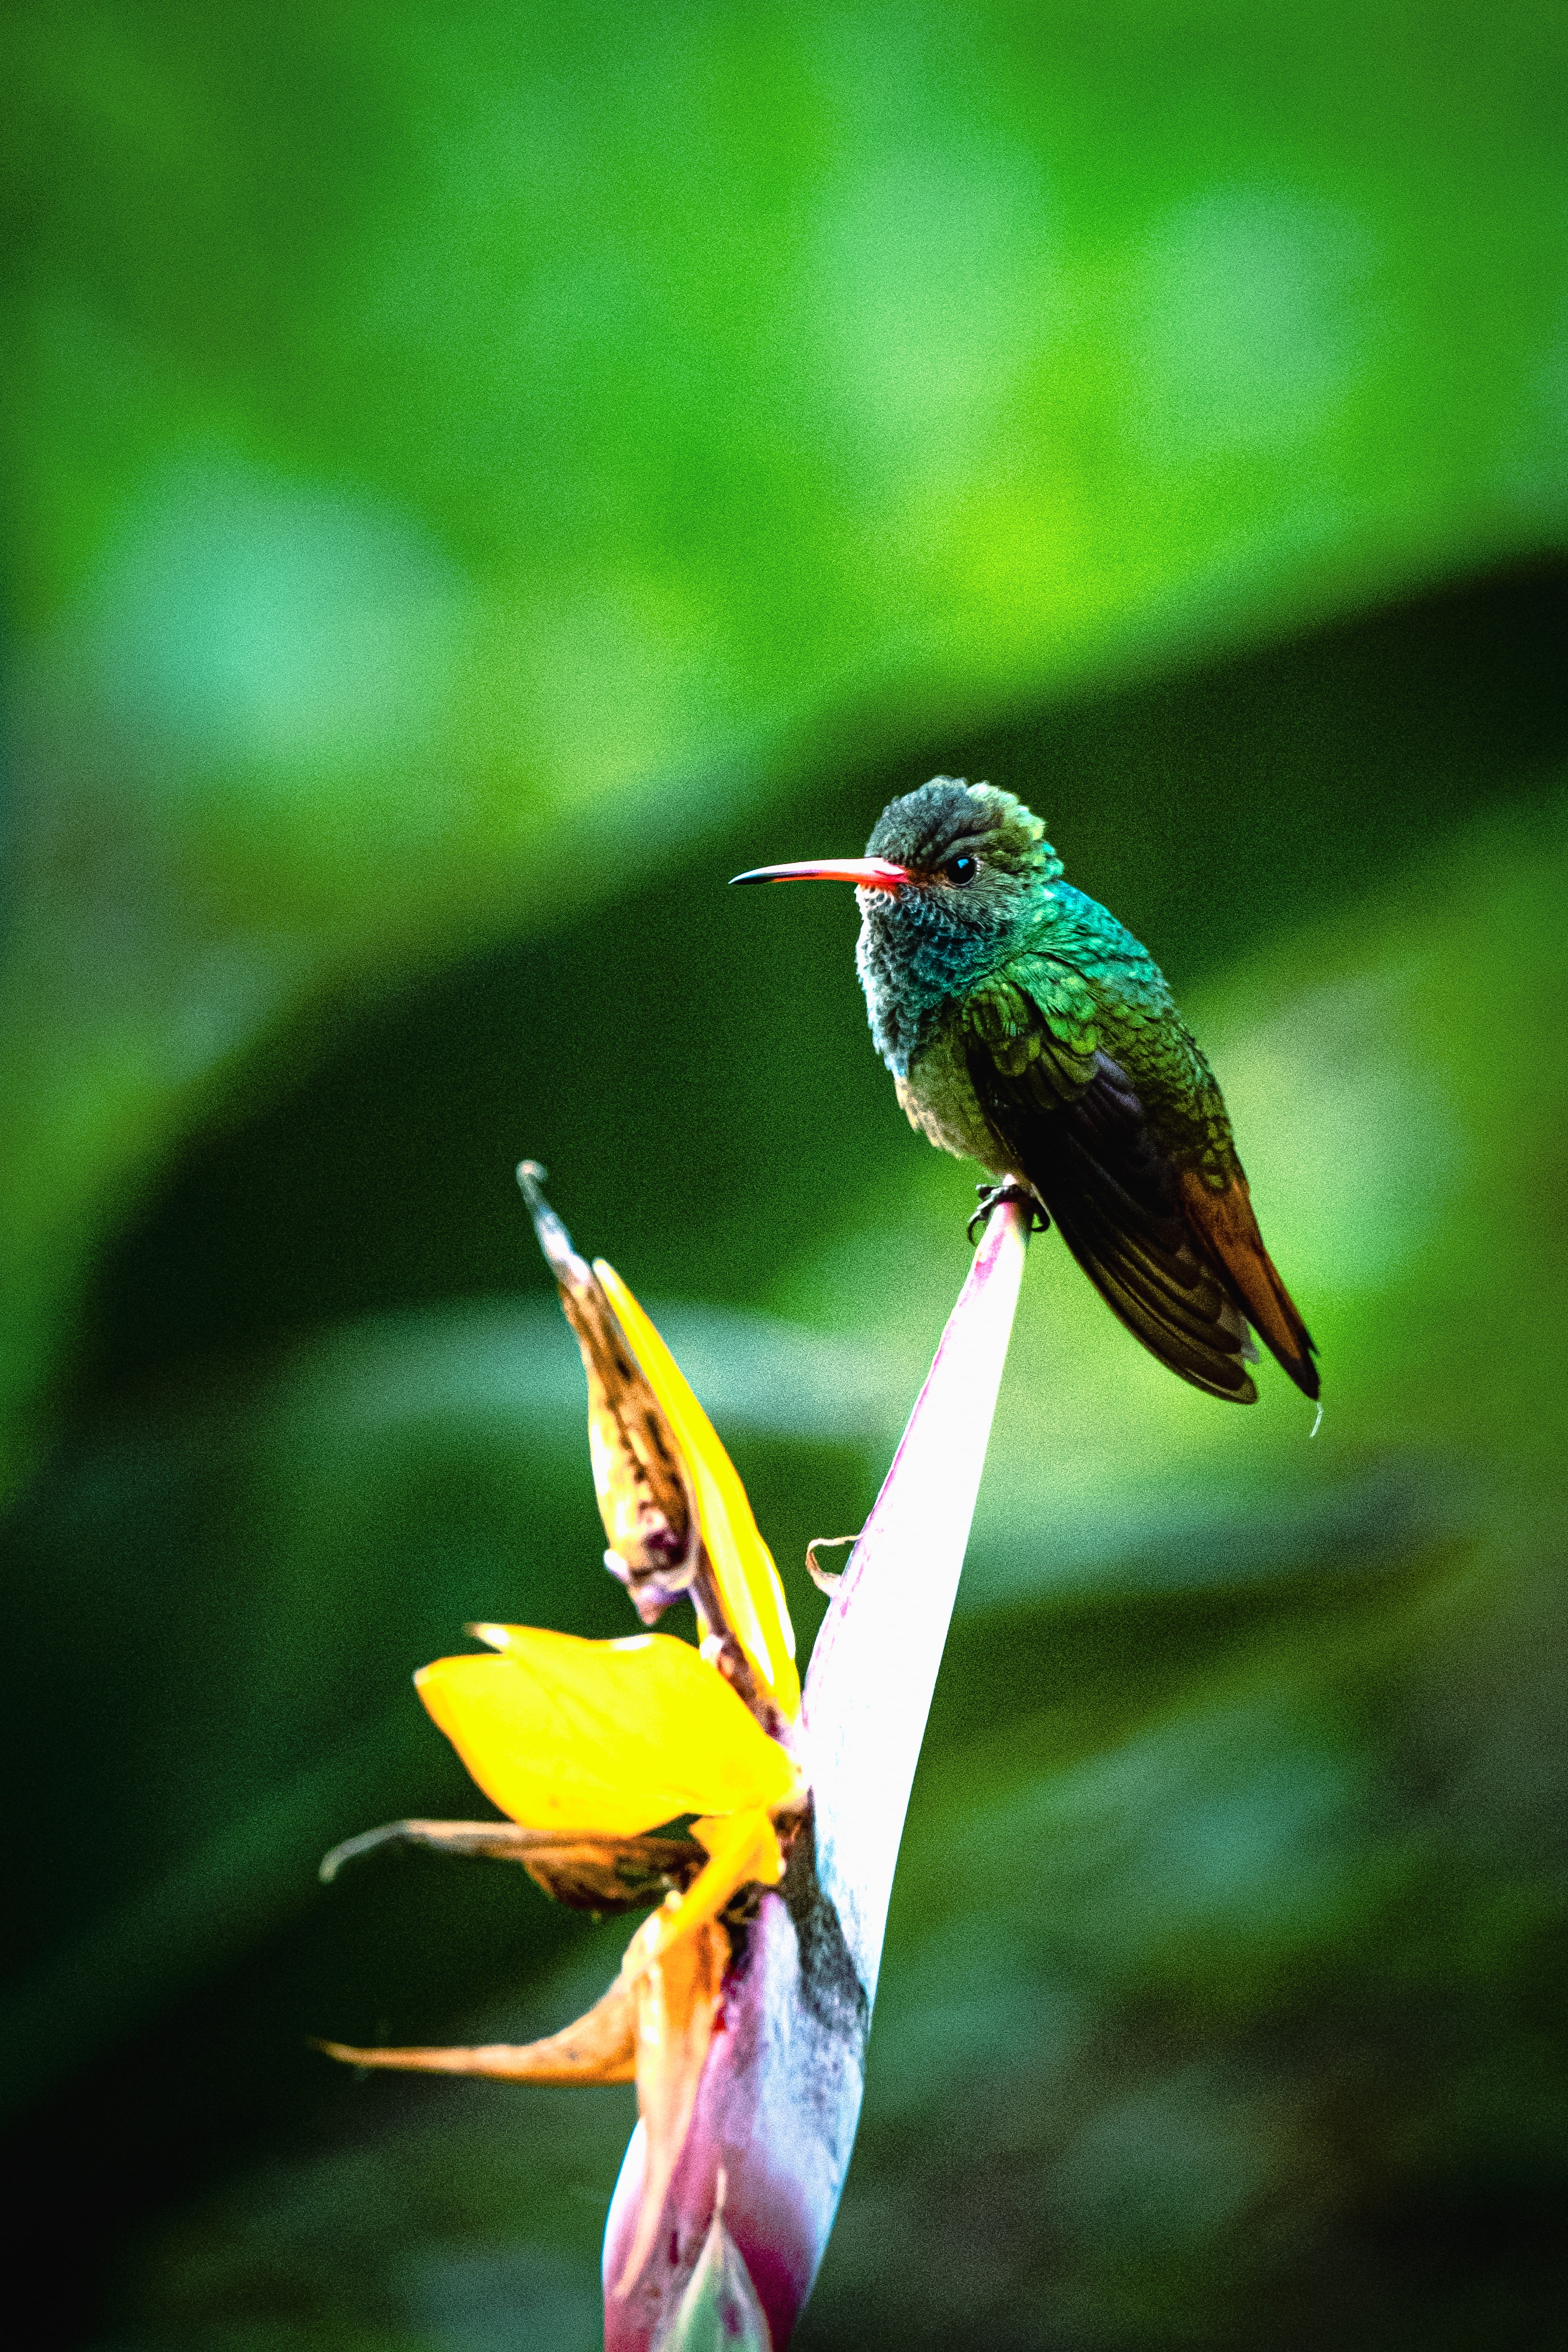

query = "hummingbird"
[731, 776, 1318, 1404]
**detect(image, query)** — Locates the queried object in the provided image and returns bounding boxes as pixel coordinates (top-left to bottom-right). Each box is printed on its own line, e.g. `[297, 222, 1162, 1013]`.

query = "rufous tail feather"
[1178, 1171, 1319, 1401]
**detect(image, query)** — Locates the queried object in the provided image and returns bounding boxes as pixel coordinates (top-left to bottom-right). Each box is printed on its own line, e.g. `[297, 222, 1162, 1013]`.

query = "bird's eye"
[943, 852, 978, 887]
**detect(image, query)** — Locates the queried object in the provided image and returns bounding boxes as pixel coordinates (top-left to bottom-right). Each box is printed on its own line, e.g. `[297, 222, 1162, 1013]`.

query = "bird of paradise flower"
[319, 1163, 1030, 2349]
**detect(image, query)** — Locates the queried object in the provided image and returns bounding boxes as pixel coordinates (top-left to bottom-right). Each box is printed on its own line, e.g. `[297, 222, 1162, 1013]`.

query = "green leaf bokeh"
[3, 3, 1566, 2346]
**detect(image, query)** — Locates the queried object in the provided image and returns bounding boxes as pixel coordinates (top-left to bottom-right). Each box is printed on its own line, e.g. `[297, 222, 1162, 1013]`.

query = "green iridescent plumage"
[736, 778, 1318, 1405]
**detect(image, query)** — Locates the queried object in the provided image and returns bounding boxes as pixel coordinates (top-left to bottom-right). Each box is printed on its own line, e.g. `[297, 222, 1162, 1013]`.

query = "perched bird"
[732, 777, 1318, 1404]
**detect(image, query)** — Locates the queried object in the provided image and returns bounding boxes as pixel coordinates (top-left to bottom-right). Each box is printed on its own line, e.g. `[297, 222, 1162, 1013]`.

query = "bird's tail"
[1177, 1170, 1319, 1402]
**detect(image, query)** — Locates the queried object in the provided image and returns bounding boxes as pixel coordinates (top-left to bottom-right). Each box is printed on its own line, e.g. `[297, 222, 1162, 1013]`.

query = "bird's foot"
[967, 1182, 1050, 1245]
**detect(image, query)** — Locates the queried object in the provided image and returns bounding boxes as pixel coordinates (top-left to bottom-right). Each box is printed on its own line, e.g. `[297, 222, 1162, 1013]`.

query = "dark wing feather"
[962, 993, 1259, 1401]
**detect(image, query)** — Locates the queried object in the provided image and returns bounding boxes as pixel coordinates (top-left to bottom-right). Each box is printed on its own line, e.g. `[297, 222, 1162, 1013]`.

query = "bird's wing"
[960, 970, 1260, 1403]
[962, 962, 1102, 1101]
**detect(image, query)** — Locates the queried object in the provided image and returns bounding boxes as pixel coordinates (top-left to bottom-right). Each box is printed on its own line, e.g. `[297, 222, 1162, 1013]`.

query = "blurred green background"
[3, 3, 1567, 2346]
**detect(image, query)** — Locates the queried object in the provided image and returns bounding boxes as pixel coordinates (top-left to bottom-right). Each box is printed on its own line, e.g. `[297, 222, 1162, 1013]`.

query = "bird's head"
[732, 778, 1063, 976]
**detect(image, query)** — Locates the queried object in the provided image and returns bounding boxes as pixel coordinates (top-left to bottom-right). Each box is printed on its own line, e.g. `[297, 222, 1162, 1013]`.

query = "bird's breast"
[898, 1022, 1014, 1176]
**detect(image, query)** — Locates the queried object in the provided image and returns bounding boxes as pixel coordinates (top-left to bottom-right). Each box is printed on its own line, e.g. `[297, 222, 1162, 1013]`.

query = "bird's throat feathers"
[854, 779, 1064, 1077]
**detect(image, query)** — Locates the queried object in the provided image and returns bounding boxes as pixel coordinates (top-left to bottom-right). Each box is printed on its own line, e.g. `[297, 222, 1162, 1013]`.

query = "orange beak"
[729, 857, 910, 892]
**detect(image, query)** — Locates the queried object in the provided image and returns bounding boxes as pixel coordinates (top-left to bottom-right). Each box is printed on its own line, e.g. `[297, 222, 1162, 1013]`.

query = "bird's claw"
[968, 1182, 1050, 1245]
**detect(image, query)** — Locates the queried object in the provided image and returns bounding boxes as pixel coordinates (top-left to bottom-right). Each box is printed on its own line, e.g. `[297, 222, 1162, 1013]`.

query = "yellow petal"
[595, 1260, 801, 1717]
[615, 1915, 729, 2295]
[636, 1807, 785, 1971]
[315, 1975, 637, 2084]
[416, 1630, 801, 1837]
